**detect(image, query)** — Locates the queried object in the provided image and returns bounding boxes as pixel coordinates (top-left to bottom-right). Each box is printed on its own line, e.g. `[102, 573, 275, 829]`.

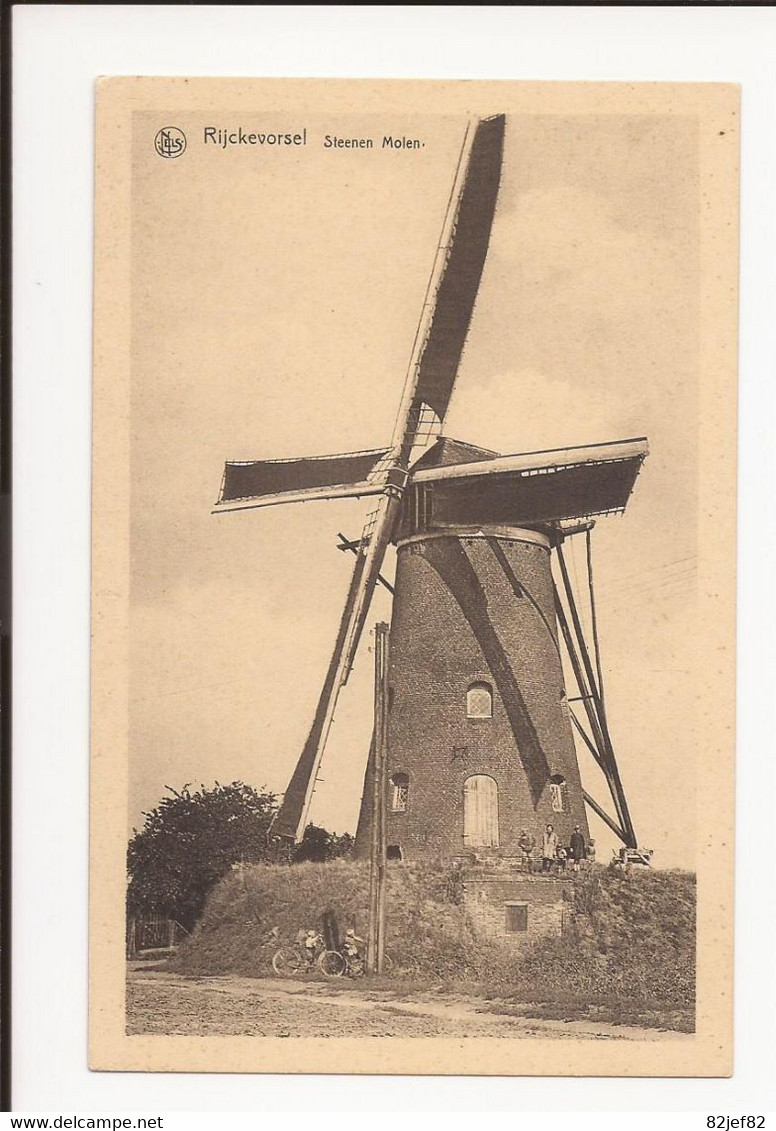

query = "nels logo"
[154, 127, 187, 159]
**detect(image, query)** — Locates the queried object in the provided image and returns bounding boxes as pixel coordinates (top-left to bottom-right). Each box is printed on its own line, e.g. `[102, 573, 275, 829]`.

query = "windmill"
[214, 115, 648, 860]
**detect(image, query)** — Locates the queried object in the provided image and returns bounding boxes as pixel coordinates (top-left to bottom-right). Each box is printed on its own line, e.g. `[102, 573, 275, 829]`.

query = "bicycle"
[271, 944, 321, 976]
[272, 943, 401, 978]
[317, 949, 394, 978]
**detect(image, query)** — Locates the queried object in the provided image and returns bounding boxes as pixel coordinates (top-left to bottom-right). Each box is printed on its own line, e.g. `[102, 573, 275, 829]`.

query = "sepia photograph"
[89, 77, 738, 1076]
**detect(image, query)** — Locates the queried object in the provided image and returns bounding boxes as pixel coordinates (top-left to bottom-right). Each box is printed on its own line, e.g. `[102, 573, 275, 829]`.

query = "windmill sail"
[412, 438, 649, 527]
[271, 488, 404, 841]
[215, 448, 389, 512]
[272, 115, 507, 842]
[273, 547, 369, 840]
[409, 114, 505, 430]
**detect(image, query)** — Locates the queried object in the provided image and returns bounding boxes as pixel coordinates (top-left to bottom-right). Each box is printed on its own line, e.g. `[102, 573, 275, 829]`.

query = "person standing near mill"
[517, 828, 536, 872]
[541, 823, 558, 873]
[569, 825, 587, 873]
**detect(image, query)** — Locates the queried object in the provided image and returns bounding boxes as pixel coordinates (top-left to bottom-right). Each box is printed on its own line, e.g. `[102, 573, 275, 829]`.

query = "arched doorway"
[463, 774, 499, 847]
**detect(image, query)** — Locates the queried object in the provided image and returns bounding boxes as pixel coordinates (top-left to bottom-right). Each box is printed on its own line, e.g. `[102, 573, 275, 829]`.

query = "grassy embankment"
[175, 859, 696, 1032]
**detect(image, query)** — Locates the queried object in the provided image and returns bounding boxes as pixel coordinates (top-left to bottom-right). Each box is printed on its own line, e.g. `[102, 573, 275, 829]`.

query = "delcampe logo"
[154, 127, 187, 159]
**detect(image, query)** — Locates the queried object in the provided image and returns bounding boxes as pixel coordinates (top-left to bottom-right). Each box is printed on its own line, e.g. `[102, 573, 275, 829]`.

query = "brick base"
[462, 872, 570, 943]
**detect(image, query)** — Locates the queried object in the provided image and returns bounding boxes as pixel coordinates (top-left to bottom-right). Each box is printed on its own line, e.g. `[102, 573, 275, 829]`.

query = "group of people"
[295, 926, 365, 970]
[517, 823, 595, 874]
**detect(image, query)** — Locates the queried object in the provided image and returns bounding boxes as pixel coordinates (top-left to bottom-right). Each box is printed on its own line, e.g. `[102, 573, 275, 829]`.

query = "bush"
[127, 782, 276, 930]
[175, 860, 696, 1027]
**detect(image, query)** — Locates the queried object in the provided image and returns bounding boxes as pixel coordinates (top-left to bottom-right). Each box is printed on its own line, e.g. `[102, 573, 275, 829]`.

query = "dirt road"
[126, 968, 690, 1040]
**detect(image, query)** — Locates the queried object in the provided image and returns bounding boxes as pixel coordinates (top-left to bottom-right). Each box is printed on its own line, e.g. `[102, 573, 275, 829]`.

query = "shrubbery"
[127, 782, 277, 931]
[127, 783, 354, 931]
[175, 859, 696, 1030]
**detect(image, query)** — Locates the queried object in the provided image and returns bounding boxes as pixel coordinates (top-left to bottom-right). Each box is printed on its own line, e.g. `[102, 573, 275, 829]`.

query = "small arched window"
[390, 773, 409, 813]
[466, 682, 493, 719]
[549, 774, 566, 813]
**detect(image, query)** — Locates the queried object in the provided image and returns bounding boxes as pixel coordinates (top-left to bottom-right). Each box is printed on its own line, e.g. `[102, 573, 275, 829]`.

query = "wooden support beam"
[556, 542, 603, 708]
[336, 534, 361, 552]
[569, 708, 606, 771]
[337, 533, 395, 594]
[582, 789, 627, 844]
[367, 622, 389, 975]
[376, 624, 389, 975]
[554, 586, 615, 794]
[585, 528, 606, 719]
[555, 546, 637, 847]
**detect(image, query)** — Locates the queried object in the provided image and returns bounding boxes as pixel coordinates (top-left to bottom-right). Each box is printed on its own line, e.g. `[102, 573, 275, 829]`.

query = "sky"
[129, 107, 699, 868]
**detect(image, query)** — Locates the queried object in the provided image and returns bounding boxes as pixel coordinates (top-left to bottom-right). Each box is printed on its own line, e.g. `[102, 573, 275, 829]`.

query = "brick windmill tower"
[215, 115, 648, 865]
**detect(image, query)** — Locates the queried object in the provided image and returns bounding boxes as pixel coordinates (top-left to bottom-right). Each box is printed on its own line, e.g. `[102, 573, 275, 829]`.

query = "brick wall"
[356, 526, 589, 860]
[463, 874, 568, 942]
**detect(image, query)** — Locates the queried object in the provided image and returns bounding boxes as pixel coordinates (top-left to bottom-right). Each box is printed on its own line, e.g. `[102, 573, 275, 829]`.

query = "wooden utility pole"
[366, 621, 389, 975]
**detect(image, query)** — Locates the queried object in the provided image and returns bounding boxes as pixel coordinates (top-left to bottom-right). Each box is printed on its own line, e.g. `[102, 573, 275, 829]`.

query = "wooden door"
[463, 775, 499, 847]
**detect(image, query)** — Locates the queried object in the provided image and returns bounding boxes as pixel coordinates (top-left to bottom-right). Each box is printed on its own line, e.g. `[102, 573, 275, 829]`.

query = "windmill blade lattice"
[270, 116, 507, 842]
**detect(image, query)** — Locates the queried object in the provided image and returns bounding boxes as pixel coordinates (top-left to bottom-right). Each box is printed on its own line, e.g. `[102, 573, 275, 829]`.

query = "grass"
[174, 859, 696, 1032]
[480, 999, 694, 1034]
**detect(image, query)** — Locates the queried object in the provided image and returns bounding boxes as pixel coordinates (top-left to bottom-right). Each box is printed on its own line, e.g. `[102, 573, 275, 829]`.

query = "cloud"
[492, 183, 693, 314]
[446, 365, 630, 455]
[452, 183, 697, 431]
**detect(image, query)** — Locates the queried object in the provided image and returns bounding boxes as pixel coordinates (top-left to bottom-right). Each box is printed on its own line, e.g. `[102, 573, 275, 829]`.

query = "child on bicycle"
[343, 928, 365, 976]
[303, 928, 323, 967]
